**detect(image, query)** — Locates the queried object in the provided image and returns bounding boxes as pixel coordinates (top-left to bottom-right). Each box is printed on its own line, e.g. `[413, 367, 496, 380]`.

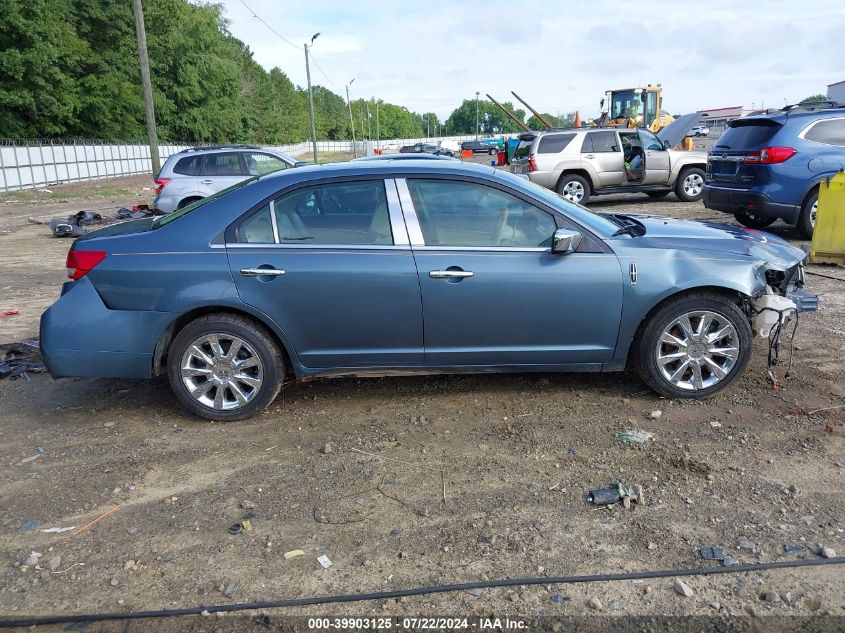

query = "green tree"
[799, 94, 828, 105]
[445, 99, 526, 135]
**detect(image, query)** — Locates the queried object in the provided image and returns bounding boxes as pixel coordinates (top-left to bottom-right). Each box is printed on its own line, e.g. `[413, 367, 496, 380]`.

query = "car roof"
[354, 154, 454, 161]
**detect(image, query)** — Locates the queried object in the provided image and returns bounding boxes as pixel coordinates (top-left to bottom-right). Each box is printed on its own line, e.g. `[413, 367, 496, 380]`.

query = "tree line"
[0, 0, 568, 143]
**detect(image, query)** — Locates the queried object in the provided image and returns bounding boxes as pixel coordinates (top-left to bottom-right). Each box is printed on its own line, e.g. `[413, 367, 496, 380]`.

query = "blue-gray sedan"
[40, 160, 817, 420]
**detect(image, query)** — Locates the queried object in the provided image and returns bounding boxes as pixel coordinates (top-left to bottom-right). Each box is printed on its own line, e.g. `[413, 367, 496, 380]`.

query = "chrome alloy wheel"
[561, 180, 585, 202]
[810, 199, 818, 228]
[682, 172, 704, 197]
[655, 311, 739, 391]
[180, 334, 264, 410]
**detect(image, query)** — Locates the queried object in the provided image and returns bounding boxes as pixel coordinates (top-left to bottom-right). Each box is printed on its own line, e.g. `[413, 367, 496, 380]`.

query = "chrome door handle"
[240, 268, 285, 277]
[429, 270, 474, 279]
[201, 179, 214, 185]
[584, 154, 595, 159]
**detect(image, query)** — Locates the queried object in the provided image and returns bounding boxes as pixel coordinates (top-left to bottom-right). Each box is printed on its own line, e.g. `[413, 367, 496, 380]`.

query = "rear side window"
[804, 118, 845, 147]
[537, 133, 575, 154]
[585, 131, 618, 153]
[513, 139, 534, 159]
[173, 156, 202, 176]
[201, 152, 243, 176]
[716, 122, 781, 148]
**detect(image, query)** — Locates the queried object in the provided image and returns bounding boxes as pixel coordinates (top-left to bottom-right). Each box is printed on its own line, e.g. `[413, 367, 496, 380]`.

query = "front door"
[397, 177, 624, 367]
[227, 178, 423, 369]
[639, 129, 671, 184]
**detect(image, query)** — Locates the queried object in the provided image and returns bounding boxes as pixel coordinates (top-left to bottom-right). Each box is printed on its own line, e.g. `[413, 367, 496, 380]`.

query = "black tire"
[446, 151, 454, 157]
[488, 148, 497, 155]
[177, 196, 203, 210]
[556, 173, 591, 205]
[797, 188, 818, 239]
[634, 291, 752, 400]
[673, 167, 706, 202]
[734, 211, 776, 229]
[167, 313, 284, 421]
[645, 191, 670, 199]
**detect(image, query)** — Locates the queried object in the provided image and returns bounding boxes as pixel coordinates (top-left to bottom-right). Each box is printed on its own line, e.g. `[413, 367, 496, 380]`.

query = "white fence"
[0, 134, 519, 192]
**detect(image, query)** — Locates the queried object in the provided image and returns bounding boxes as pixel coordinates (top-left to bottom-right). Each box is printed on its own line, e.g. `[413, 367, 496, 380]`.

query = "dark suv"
[703, 102, 845, 237]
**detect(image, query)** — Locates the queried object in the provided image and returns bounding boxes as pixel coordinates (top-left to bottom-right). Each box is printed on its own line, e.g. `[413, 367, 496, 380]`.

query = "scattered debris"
[317, 554, 333, 569]
[71, 503, 122, 537]
[673, 578, 694, 597]
[116, 205, 155, 220]
[587, 482, 645, 508]
[648, 410, 662, 420]
[821, 546, 837, 559]
[738, 540, 756, 551]
[49, 210, 103, 237]
[467, 588, 484, 597]
[16, 520, 39, 534]
[46, 556, 62, 572]
[20, 454, 42, 464]
[321, 443, 333, 454]
[228, 523, 243, 535]
[587, 597, 604, 611]
[699, 546, 727, 561]
[783, 544, 802, 554]
[709, 421, 723, 428]
[0, 339, 46, 381]
[283, 550, 304, 560]
[618, 429, 654, 446]
[549, 593, 569, 605]
[223, 581, 240, 598]
[41, 526, 75, 533]
[761, 591, 780, 603]
[0, 308, 20, 318]
[24, 551, 41, 566]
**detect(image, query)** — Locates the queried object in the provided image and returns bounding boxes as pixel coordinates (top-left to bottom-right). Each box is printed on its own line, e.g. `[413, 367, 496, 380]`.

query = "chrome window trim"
[269, 199, 280, 244]
[384, 178, 410, 246]
[394, 178, 426, 246]
[221, 243, 409, 251]
[411, 246, 550, 253]
[798, 116, 845, 147]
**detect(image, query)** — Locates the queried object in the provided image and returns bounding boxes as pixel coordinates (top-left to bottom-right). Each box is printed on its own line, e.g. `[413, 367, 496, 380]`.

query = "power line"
[307, 52, 342, 92]
[237, 0, 300, 51]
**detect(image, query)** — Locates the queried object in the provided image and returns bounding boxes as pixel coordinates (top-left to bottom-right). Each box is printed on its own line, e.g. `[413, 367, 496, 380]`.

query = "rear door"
[226, 177, 424, 369]
[510, 134, 536, 175]
[199, 152, 247, 196]
[581, 131, 625, 186]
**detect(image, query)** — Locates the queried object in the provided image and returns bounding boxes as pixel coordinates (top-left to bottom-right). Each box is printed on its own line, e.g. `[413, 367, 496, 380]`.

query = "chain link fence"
[0, 135, 519, 193]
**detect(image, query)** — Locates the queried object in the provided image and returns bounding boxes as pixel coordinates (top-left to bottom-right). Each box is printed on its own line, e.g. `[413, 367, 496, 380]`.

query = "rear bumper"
[40, 277, 174, 379]
[152, 194, 180, 214]
[703, 185, 800, 224]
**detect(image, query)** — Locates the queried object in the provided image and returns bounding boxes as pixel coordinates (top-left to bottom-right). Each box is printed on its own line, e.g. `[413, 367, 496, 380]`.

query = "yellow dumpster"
[810, 170, 845, 265]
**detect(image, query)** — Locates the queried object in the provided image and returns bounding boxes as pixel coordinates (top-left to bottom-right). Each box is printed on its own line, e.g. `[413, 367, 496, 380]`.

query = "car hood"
[616, 215, 805, 270]
[656, 112, 700, 149]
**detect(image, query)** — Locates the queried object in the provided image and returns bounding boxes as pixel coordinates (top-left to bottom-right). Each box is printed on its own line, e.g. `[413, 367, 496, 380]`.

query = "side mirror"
[663, 139, 671, 150]
[552, 229, 582, 255]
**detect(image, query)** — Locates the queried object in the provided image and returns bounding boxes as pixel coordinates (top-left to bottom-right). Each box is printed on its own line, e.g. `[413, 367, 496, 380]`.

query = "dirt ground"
[0, 173, 843, 630]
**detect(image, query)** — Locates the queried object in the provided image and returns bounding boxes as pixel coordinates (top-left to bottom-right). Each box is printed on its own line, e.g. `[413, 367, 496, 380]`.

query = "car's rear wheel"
[674, 167, 706, 202]
[167, 314, 284, 421]
[734, 210, 776, 229]
[797, 188, 818, 239]
[634, 292, 752, 399]
[556, 174, 590, 205]
[645, 191, 670, 199]
[488, 148, 497, 155]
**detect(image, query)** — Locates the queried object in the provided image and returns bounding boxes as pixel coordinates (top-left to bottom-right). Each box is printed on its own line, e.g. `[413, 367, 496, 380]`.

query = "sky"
[219, 0, 845, 120]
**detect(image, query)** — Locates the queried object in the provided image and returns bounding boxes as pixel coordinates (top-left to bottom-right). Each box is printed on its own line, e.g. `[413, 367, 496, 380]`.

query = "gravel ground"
[0, 173, 843, 631]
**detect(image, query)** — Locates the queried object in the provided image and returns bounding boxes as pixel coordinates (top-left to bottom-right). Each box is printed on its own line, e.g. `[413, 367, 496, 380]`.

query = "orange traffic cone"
[574, 111, 582, 128]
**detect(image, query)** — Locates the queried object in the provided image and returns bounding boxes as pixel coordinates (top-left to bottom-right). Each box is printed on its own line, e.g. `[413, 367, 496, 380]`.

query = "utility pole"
[304, 33, 320, 164]
[375, 101, 380, 150]
[131, 0, 160, 176]
[346, 79, 356, 158]
[366, 101, 372, 140]
[475, 91, 480, 139]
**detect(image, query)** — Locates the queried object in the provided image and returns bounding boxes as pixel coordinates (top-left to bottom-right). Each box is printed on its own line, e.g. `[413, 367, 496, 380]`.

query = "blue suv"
[703, 102, 845, 237]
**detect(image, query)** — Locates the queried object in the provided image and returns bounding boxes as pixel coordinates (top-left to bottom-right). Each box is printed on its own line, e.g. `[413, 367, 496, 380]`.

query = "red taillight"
[743, 146, 796, 165]
[154, 177, 171, 195]
[66, 250, 107, 280]
[527, 155, 538, 172]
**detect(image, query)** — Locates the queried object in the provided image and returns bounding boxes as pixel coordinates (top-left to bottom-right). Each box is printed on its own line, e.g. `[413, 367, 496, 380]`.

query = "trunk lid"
[707, 118, 783, 185]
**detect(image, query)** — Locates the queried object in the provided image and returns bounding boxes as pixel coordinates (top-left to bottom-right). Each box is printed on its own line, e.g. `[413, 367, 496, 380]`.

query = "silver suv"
[153, 145, 305, 213]
[511, 118, 707, 205]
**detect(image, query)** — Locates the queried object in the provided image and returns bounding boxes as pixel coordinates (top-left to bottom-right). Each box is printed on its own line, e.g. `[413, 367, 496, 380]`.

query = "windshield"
[152, 177, 258, 228]
[610, 90, 641, 119]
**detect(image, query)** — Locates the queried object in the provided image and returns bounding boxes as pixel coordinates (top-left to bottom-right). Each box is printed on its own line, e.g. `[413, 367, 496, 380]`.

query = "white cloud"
[220, 0, 845, 118]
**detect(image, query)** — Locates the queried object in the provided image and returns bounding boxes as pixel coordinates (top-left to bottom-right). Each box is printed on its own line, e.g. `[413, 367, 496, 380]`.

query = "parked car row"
[44, 158, 816, 421]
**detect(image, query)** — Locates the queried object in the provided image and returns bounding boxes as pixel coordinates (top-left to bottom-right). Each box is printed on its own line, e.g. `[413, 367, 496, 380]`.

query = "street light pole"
[304, 33, 320, 164]
[346, 78, 356, 158]
[475, 91, 480, 139]
[131, 0, 160, 176]
[375, 101, 380, 151]
[366, 100, 372, 140]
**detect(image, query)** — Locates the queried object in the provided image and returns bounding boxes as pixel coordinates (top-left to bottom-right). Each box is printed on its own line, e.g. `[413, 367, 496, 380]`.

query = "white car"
[688, 125, 710, 137]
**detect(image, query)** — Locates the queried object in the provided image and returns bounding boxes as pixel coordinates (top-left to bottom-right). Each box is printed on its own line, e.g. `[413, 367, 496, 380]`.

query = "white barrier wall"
[0, 134, 519, 192]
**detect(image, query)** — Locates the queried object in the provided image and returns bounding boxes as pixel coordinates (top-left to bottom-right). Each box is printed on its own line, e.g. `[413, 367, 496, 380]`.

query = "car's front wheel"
[674, 167, 706, 202]
[734, 210, 776, 229]
[634, 292, 752, 399]
[167, 313, 284, 421]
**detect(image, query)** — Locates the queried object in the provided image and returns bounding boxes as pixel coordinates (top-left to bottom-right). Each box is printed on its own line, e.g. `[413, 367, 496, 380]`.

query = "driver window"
[638, 129, 664, 151]
[406, 179, 556, 248]
[272, 180, 393, 246]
